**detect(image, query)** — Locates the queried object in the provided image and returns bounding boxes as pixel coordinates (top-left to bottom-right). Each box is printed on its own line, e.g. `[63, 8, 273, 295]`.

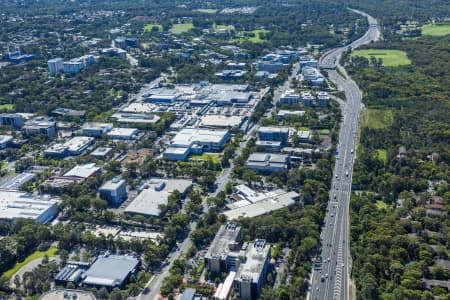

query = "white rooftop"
[171, 128, 228, 148]
[0, 191, 57, 223]
[107, 128, 139, 138]
[64, 163, 100, 179]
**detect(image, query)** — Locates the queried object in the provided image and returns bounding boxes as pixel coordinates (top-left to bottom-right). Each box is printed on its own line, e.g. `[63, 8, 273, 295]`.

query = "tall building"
[205, 222, 243, 274]
[233, 239, 271, 300]
[47, 58, 64, 75]
[63, 60, 84, 74]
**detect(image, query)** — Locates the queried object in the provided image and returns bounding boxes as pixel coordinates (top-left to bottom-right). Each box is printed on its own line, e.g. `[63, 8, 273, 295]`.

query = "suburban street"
[309, 9, 381, 300]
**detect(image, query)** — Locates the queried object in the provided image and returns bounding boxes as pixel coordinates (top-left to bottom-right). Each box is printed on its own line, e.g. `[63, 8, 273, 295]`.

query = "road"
[309, 9, 381, 300]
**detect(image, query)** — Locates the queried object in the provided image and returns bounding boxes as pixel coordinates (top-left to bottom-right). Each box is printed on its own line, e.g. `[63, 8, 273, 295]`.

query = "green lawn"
[213, 24, 235, 30]
[375, 201, 388, 210]
[3, 247, 58, 279]
[377, 149, 387, 162]
[169, 23, 194, 34]
[0, 104, 14, 112]
[319, 129, 331, 135]
[351, 49, 411, 67]
[144, 23, 163, 32]
[195, 9, 218, 14]
[190, 153, 221, 164]
[421, 24, 450, 36]
[362, 109, 394, 129]
[233, 29, 269, 43]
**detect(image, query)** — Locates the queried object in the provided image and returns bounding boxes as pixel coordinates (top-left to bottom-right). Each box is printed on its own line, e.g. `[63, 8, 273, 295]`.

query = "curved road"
[309, 9, 381, 300]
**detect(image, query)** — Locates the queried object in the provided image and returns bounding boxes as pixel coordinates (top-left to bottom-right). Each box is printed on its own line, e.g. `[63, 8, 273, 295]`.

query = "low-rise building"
[82, 122, 113, 137]
[124, 179, 192, 217]
[205, 222, 243, 273]
[99, 177, 127, 207]
[107, 128, 139, 140]
[44, 136, 95, 158]
[258, 127, 289, 145]
[22, 116, 56, 138]
[280, 90, 301, 105]
[0, 191, 57, 223]
[233, 239, 271, 300]
[90, 147, 113, 158]
[82, 254, 140, 288]
[246, 153, 290, 173]
[0, 135, 13, 149]
[317, 91, 330, 106]
[257, 61, 284, 73]
[0, 172, 35, 190]
[52, 108, 86, 119]
[39, 289, 95, 300]
[0, 113, 24, 129]
[111, 112, 161, 124]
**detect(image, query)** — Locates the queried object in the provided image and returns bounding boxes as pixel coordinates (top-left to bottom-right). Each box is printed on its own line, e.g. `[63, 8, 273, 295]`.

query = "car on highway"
[345, 171, 349, 176]
[350, 148, 354, 154]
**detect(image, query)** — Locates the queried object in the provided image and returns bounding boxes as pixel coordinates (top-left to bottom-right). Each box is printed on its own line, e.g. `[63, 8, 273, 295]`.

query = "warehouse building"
[246, 153, 290, 172]
[124, 179, 192, 217]
[82, 254, 140, 288]
[205, 222, 243, 274]
[0, 191, 57, 223]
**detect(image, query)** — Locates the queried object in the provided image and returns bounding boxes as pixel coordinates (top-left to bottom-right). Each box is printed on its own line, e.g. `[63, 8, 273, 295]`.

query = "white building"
[82, 122, 113, 136]
[47, 58, 64, 75]
[99, 177, 127, 206]
[107, 128, 139, 140]
[0, 135, 13, 149]
[0, 191, 57, 223]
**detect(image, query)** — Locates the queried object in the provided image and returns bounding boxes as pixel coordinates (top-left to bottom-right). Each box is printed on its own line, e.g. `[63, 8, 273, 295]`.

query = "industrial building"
[246, 153, 290, 172]
[233, 239, 271, 300]
[54, 261, 91, 286]
[82, 122, 113, 136]
[44, 136, 95, 158]
[107, 128, 139, 140]
[0, 191, 57, 223]
[163, 128, 230, 161]
[124, 179, 192, 217]
[82, 254, 140, 288]
[99, 177, 127, 206]
[0, 172, 35, 190]
[205, 222, 243, 274]
[224, 186, 300, 220]
[0, 113, 24, 129]
[0, 135, 13, 149]
[22, 116, 56, 138]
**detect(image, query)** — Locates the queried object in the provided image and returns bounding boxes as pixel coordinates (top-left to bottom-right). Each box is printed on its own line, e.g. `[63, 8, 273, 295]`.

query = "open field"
[214, 24, 235, 30]
[170, 23, 194, 34]
[195, 9, 218, 14]
[233, 29, 269, 43]
[361, 109, 394, 129]
[0, 104, 14, 112]
[351, 49, 411, 67]
[421, 24, 450, 36]
[3, 247, 58, 279]
[144, 23, 163, 32]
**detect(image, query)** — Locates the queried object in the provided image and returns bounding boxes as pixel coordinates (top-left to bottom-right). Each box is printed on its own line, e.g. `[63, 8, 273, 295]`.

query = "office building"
[0, 135, 13, 149]
[0, 113, 24, 129]
[64, 163, 100, 179]
[280, 90, 301, 105]
[99, 177, 127, 207]
[298, 130, 311, 143]
[111, 112, 161, 124]
[205, 222, 243, 273]
[82, 122, 113, 136]
[0, 191, 57, 223]
[255, 140, 281, 152]
[246, 153, 290, 173]
[258, 127, 289, 145]
[317, 91, 330, 106]
[52, 108, 86, 118]
[257, 61, 284, 73]
[44, 136, 95, 158]
[101, 48, 127, 59]
[22, 116, 56, 138]
[63, 60, 84, 74]
[82, 254, 140, 288]
[107, 128, 139, 140]
[233, 240, 271, 300]
[124, 179, 192, 217]
[47, 58, 64, 75]
[164, 128, 230, 161]
[299, 58, 318, 69]
[90, 147, 113, 158]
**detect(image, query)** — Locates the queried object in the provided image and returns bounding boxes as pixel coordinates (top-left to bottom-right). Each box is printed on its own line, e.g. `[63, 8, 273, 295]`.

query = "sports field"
[351, 49, 411, 67]
[233, 29, 269, 43]
[144, 23, 163, 32]
[170, 23, 194, 34]
[421, 24, 450, 36]
[196, 9, 218, 14]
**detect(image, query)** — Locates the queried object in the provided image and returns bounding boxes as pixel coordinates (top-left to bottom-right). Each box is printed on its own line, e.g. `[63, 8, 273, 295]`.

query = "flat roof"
[64, 163, 100, 179]
[206, 222, 241, 260]
[100, 177, 126, 191]
[200, 115, 244, 128]
[171, 128, 228, 148]
[107, 128, 139, 138]
[258, 126, 290, 134]
[223, 190, 299, 220]
[236, 240, 270, 283]
[112, 112, 161, 124]
[90, 147, 112, 157]
[125, 179, 192, 216]
[39, 289, 95, 300]
[0, 172, 35, 190]
[0, 191, 57, 222]
[82, 122, 113, 131]
[0, 135, 13, 144]
[82, 255, 140, 287]
[65, 136, 94, 152]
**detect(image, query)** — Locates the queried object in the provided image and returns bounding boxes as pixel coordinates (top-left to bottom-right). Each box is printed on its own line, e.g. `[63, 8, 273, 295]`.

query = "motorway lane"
[309, 9, 380, 300]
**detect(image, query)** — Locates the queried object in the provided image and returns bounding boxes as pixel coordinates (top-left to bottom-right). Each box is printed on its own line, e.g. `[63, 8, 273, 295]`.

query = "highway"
[309, 9, 381, 300]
